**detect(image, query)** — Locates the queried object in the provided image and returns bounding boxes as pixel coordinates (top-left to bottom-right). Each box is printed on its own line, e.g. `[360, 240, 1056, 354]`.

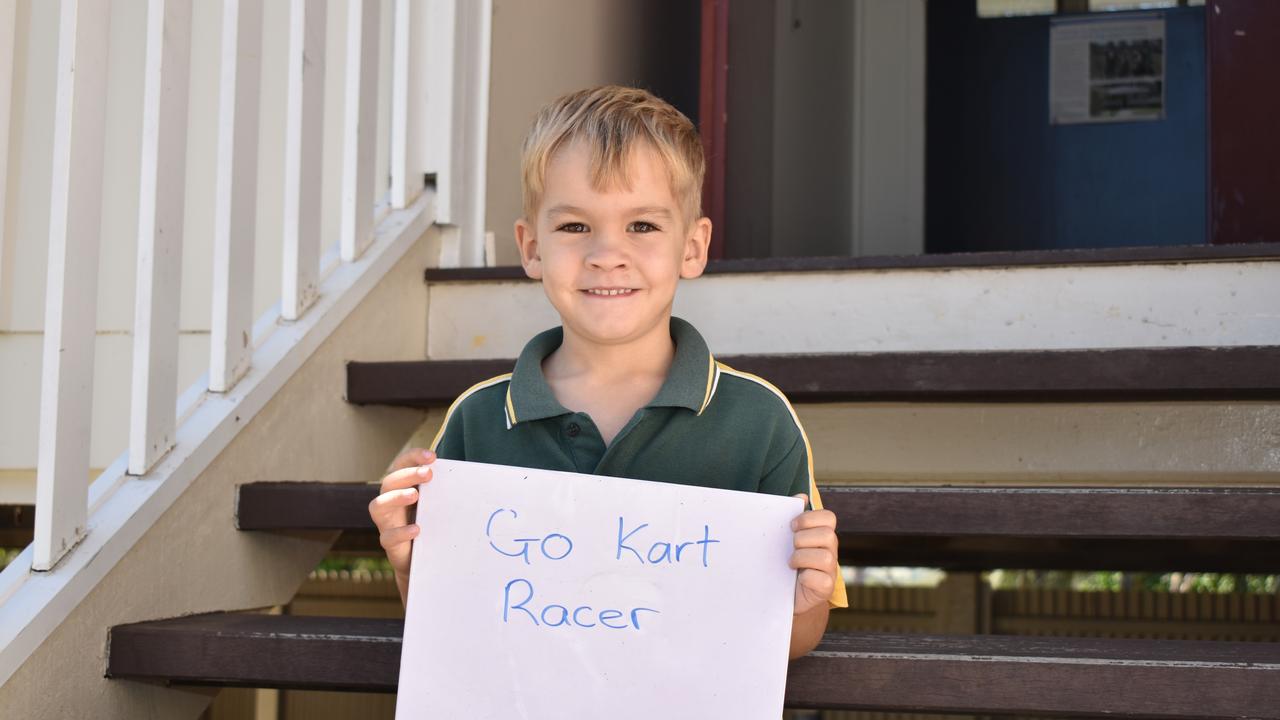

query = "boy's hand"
[369, 448, 435, 595]
[789, 495, 839, 615]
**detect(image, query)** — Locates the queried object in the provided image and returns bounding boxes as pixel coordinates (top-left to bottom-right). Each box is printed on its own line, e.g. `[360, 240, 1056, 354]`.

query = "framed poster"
[1050, 14, 1166, 124]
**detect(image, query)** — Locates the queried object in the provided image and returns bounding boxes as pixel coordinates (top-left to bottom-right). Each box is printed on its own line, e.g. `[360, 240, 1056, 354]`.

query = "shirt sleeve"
[760, 433, 850, 610]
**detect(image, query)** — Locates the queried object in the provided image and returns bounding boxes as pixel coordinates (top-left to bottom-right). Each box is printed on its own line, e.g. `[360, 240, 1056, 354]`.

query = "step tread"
[108, 612, 1280, 718]
[235, 482, 1280, 572]
[347, 346, 1280, 406]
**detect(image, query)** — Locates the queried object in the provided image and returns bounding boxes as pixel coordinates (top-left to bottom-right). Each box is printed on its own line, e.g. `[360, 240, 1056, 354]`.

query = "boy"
[369, 86, 846, 659]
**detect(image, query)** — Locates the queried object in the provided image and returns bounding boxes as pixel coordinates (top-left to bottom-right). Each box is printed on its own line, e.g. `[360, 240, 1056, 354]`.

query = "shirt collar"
[505, 316, 720, 426]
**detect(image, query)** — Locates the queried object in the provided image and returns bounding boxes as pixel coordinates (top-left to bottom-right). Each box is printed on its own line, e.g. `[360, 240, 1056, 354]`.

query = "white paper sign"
[395, 459, 801, 720]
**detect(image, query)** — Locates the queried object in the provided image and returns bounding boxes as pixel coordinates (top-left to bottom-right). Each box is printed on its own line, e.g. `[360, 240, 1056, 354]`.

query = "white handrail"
[8, 0, 490, 688]
[20, 0, 495, 571]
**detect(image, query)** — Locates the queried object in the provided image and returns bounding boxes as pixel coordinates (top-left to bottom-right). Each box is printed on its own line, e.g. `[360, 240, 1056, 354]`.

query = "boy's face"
[515, 141, 711, 349]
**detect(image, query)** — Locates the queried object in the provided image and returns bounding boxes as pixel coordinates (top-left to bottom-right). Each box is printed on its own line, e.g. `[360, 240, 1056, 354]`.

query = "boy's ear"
[680, 216, 713, 280]
[514, 218, 542, 279]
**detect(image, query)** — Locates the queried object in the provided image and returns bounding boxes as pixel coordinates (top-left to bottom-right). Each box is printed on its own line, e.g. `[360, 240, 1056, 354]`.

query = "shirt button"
[566, 422, 581, 437]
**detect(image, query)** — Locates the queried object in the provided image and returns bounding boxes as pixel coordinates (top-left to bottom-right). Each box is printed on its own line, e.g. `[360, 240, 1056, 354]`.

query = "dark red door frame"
[1207, 0, 1280, 244]
[699, 0, 729, 260]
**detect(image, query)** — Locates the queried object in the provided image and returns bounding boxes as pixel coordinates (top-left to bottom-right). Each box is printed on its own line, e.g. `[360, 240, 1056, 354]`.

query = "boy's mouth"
[583, 288, 636, 297]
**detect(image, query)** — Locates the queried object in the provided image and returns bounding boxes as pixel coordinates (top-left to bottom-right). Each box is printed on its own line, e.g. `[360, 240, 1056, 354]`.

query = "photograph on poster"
[1051, 15, 1166, 124]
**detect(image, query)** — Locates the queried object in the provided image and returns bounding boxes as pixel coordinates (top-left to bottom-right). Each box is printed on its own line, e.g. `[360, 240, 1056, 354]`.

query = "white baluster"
[129, 0, 192, 476]
[390, 0, 422, 210]
[282, 0, 325, 321]
[34, 0, 112, 571]
[210, 0, 262, 393]
[339, 0, 380, 262]
[453, 0, 491, 268]
[426, 0, 489, 268]
[0, 0, 16, 286]
[425, 0, 456, 229]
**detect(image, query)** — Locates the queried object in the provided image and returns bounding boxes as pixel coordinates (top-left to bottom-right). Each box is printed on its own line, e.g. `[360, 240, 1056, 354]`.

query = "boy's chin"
[561, 315, 672, 347]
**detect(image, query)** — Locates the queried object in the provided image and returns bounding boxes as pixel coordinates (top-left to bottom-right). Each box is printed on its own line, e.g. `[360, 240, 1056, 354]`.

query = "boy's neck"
[544, 317, 676, 387]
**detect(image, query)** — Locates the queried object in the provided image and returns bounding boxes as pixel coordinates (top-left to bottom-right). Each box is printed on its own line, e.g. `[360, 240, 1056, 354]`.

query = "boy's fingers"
[789, 547, 837, 572]
[379, 465, 433, 493]
[379, 523, 420, 552]
[389, 449, 436, 473]
[796, 568, 836, 597]
[368, 487, 418, 527]
[791, 508, 837, 532]
[793, 526, 838, 551]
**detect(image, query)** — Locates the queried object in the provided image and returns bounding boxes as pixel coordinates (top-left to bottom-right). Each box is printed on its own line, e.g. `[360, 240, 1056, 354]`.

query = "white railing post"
[130, 0, 193, 476]
[426, 0, 490, 267]
[422, 0, 455, 215]
[339, 0, 380, 262]
[0, 0, 16, 289]
[281, 0, 325, 321]
[390, 0, 422, 210]
[454, 0, 490, 268]
[210, 0, 262, 393]
[34, 0, 111, 571]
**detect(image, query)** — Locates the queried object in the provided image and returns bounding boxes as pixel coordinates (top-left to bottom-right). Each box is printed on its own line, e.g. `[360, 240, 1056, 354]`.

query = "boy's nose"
[585, 232, 630, 270]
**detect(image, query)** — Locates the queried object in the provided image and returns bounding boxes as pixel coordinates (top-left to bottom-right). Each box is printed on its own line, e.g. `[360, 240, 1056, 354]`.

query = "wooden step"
[347, 346, 1280, 406]
[107, 612, 1280, 718]
[1, 503, 34, 546]
[236, 482, 1280, 572]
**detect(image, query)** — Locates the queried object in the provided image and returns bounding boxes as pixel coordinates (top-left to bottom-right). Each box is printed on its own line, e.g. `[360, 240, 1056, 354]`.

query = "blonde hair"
[520, 85, 705, 224]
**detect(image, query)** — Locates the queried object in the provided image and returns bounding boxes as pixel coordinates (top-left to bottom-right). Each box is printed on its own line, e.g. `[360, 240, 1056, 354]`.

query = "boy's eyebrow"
[545, 204, 675, 220]
[545, 204, 587, 219]
[629, 206, 674, 219]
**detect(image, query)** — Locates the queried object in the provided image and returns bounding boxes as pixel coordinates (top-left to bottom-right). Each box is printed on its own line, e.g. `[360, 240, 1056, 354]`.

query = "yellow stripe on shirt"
[430, 374, 514, 452]
[696, 352, 719, 415]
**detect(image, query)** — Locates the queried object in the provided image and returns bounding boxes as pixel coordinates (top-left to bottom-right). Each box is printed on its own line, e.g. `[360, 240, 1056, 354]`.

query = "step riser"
[425, 261, 1280, 360]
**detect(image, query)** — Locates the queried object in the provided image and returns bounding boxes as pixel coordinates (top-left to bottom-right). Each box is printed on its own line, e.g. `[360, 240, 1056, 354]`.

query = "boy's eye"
[628, 221, 660, 233]
[555, 222, 588, 233]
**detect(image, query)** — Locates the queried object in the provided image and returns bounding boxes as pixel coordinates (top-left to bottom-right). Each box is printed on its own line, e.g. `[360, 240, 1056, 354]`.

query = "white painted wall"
[484, 0, 698, 266]
[727, 0, 925, 259]
[850, 0, 925, 257]
[770, 0, 856, 258]
[0, 0, 397, 497]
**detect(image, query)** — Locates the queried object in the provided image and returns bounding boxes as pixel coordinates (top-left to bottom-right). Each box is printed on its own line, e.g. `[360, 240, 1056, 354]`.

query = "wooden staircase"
[105, 347, 1280, 718]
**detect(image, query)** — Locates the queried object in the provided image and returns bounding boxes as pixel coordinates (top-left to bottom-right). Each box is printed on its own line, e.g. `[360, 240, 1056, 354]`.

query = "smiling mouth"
[583, 288, 637, 297]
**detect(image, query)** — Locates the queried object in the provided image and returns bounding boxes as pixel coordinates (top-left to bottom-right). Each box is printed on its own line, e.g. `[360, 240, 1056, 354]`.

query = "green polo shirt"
[430, 316, 848, 609]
